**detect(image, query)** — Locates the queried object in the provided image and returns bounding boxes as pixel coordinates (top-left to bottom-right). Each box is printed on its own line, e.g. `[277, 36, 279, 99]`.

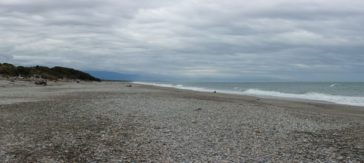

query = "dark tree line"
[0, 63, 100, 81]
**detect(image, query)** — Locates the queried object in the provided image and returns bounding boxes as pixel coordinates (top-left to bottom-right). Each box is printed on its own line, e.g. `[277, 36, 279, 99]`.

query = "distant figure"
[213, 91, 217, 93]
[127, 84, 132, 87]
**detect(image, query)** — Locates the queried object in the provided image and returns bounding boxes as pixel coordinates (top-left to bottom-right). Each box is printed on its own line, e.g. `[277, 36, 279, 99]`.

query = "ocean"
[133, 82, 364, 107]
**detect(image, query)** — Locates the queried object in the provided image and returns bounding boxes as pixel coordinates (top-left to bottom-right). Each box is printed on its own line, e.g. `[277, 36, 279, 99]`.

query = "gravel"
[0, 81, 363, 162]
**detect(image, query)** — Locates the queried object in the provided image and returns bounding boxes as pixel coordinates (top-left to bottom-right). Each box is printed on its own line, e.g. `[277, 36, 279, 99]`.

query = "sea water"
[133, 82, 364, 107]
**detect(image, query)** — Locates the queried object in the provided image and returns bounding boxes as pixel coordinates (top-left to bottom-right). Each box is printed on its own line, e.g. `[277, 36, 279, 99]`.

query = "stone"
[194, 108, 202, 111]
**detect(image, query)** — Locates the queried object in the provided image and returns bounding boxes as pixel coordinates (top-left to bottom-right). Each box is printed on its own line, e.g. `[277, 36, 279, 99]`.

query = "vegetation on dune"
[0, 63, 101, 81]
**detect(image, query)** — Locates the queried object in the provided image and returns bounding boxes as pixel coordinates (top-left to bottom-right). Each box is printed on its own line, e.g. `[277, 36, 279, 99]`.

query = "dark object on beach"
[194, 108, 202, 111]
[76, 80, 80, 83]
[213, 91, 217, 93]
[256, 98, 261, 101]
[255, 129, 262, 134]
[35, 80, 47, 86]
[127, 84, 132, 87]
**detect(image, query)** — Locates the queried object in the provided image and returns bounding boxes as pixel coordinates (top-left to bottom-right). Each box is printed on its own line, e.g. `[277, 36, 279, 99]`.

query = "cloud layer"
[1, 0, 363, 81]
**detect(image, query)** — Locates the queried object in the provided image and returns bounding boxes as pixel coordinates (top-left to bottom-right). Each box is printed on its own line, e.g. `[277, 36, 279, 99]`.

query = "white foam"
[133, 82, 364, 107]
[133, 82, 213, 92]
[329, 83, 337, 87]
[242, 89, 364, 106]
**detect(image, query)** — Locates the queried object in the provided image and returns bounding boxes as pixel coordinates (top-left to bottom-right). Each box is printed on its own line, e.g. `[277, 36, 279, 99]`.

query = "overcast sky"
[0, 0, 363, 81]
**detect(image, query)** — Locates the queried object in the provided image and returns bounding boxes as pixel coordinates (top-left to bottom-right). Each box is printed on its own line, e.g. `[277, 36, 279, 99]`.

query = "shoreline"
[134, 82, 364, 118]
[132, 81, 364, 107]
[0, 80, 363, 162]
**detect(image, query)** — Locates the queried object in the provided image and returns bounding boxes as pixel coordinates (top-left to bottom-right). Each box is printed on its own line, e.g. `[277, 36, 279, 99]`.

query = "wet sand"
[0, 80, 363, 162]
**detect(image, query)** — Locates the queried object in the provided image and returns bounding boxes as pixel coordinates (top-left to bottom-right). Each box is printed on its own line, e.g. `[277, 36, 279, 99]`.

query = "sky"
[0, 0, 363, 81]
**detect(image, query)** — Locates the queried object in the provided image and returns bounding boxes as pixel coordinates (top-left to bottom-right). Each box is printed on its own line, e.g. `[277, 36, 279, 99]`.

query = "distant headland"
[0, 63, 100, 82]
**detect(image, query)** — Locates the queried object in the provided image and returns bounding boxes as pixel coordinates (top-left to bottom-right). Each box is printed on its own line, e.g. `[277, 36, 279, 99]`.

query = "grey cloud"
[0, 53, 13, 61]
[0, 0, 363, 81]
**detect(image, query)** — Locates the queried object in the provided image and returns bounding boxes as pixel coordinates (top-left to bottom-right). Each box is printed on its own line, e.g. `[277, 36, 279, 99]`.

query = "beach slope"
[0, 81, 363, 162]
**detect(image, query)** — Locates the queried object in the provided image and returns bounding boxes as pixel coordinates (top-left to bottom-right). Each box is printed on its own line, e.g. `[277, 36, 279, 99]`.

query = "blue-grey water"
[134, 82, 364, 107]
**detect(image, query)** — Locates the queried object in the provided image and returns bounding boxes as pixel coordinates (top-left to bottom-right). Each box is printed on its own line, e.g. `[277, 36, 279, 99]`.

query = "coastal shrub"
[0, 63, 17, 76]
[0, 63, 100, 81]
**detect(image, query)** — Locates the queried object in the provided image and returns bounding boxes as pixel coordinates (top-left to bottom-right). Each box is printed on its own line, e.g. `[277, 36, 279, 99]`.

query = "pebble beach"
[0, 80, 363, 162]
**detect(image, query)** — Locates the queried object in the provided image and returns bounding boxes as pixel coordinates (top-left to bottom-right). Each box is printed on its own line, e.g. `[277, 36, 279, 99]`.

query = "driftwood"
[35, 80, 47, 86]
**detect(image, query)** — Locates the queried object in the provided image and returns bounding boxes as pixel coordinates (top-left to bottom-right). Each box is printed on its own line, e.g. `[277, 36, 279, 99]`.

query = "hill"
[0, 63, 100, 81]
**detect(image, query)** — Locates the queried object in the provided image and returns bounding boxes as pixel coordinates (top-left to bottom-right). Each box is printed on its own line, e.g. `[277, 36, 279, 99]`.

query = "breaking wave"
[133, 82, 364, 107]
[242, 89, 364, 107]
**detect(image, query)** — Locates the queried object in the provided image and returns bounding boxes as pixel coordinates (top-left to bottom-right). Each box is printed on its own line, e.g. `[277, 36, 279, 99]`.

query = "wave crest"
[133, 82, 364, 107]
[243, 89, 364, 106]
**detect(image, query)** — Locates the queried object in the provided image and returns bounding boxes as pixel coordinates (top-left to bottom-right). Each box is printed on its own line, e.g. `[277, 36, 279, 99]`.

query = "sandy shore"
[0, 80, 363, 162]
